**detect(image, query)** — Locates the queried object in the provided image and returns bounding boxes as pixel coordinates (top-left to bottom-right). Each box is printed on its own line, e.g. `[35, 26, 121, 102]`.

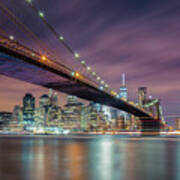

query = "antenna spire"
[122, 73, 125, 86]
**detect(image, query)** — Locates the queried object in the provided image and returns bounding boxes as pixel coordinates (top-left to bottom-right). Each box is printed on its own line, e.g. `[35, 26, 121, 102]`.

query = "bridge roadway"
[0, 35, 160, 131]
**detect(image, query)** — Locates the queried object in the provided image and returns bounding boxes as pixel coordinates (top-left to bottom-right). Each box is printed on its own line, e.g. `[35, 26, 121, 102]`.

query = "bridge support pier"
[140, 119, 161, 135]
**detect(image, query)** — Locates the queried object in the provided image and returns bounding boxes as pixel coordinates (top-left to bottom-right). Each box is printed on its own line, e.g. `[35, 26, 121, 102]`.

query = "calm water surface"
[0, 135, 180, 180]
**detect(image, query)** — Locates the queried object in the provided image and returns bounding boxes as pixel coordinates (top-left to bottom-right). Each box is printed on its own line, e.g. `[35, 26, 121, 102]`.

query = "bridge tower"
[138, 87, 147, 107]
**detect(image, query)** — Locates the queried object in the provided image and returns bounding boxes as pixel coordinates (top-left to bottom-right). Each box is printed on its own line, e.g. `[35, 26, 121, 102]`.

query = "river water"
[0, 135, 180, 180]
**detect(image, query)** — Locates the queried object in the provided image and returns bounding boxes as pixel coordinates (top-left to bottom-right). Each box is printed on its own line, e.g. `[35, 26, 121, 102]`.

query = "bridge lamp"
[71, 72, 75, 77]
[105, 84, 109, 88]
[26, 0, 32, 3]
[100, 80, 105, 85]
[81, 60, 85, 65]
[111, 90, 117, 96]
[75, 72, 80, 78]
[74, 53, 80, 59]
[92, 72, 96, 76]
[116, 95, 120, 99]
[87, 66, 91, 71]
[9, 35, 14, 40]
[39, 11, 45, 18]
[59, 36, 64, 40]
[31, 53, 35, 57]
[99, 86, 104, 90]
[41, 56, 47, 61]
[97, 76, 101, 81]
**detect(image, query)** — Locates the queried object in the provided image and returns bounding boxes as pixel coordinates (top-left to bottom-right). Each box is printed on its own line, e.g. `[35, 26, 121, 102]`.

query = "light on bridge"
[92, 72, 96, 76]
[39, 11, 44, 18]
[81, 60, 85, 65]
[71, 72, 75, 76]
[26, 0, 32, 4]
[26, 0, 32, 3]
[110, 90, 117, 96]
[59, 36, 64, 40]
[74, 52, 80, 59]
[97, 76, 101, 81]
[9, 35, 14, 41]
[87, 66, 91, 71]
[105, 84, 109, 88]
[100, 80, 105, 85]
[99, 86, 104, 90]
[41, 56, 47, 61]
[75, 72, 80, 78]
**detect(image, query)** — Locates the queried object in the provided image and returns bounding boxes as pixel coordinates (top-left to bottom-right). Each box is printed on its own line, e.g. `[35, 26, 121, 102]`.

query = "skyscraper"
[23, 93, 35, 124]
[39, 94, 49, 108]
[118, 73, 128, 100]
[49, 89, 59, 107]
[67, 95, 78, 105]
[117, 73, 129, 124]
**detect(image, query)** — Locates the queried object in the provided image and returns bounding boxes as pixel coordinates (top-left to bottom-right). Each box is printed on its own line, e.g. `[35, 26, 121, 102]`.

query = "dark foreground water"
[0, 135, 180, 180]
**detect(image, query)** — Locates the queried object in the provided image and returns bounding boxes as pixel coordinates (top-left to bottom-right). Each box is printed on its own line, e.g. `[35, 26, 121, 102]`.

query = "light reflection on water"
[0, 136, 180, 180]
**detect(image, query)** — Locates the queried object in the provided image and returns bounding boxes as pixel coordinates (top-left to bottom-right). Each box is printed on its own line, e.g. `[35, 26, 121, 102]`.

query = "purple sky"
[0, 0, 180, 124]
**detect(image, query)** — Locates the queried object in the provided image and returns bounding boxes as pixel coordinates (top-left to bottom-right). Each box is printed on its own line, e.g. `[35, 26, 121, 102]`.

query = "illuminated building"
[34, 91, 62, 130]
[86, 103, 99, 129]
[80, 106, 88, 131]
[23, 93, 35, 124]
[0, 112, 12, 130]
[8, 106, 24, 132]
[117, 73, 129, 125]
[86, 102, 107, 130]
[39, 94, 49, 108]
[48, 89, 59, 107]
[102, 105, 112, 122]
[46, 106, 62, 127]
[119, 73, 128, 100]
[12, 105, 23, 123]
[67, 95, 78, 105]
[34, 107, 46, 127]
[62, 95, 84, 130]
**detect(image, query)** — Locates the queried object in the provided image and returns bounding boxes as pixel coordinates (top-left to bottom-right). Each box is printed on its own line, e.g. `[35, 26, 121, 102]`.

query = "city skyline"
[1, 1, 180, 180]
[0, 0, 179, 121]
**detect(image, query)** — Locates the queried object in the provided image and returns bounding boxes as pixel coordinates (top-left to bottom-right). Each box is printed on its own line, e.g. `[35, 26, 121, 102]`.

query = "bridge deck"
[0, 35, 154, 119]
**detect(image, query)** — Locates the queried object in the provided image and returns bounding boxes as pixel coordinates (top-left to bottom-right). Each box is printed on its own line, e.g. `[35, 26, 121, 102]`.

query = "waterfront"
[0, 136, 180, 180]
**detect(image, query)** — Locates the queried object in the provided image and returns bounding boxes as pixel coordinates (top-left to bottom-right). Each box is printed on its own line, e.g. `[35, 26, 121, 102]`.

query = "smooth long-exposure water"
[0, 135, 180, 180]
